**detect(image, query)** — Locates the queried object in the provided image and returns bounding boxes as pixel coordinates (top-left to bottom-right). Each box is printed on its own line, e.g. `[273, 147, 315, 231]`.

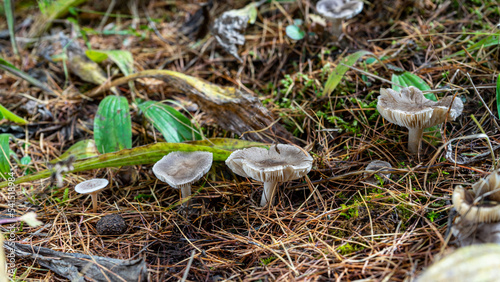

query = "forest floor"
[1, 0, 500, 281]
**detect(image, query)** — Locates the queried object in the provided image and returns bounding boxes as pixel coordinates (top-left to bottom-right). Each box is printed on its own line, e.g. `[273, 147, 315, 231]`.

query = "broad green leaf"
[86, 49, 134, 76]
[138, 101, 201, 143]
[322, 51, 376, 97]
[285, 25, 305, 40]
[392, 72, 436, 101]
[0, 142, 231, 188]
[0, 104, 27, 125]
[0, 134, 12, 180]
[497, 73, 500, 119]
[94, 96, 132, 154]
[0, 57, 55, 95]
[186, 138, 268, 150]
[53, 139, 99, 163]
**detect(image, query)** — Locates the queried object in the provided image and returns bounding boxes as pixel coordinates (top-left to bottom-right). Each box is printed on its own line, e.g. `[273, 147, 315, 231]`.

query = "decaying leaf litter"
[1, 0, 500, 280]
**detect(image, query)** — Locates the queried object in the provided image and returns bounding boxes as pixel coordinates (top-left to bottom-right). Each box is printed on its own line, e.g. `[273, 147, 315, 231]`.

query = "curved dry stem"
[260, 181, 278, 207]
[408, 127, 424, 154]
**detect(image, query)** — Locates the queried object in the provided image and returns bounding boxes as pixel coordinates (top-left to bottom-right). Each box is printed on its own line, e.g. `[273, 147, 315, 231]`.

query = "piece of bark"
[4, 242, 148, 282]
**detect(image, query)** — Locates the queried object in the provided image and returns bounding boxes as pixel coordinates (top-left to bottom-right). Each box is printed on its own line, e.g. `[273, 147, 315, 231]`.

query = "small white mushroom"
[377, 86, 463, 154]
[152, 151, 213, 207]
[75, 178, 109, 213]
[225, 144, 313, 207]
[316, 0, 363, 38]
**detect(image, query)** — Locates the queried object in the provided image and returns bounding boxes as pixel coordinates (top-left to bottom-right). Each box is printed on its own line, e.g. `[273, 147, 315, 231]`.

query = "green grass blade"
[138, 101, 201, 143]
[94, 96, 132, 153]
[0, 104, 27, 125]
[497, 73, 500, 119]
[4, 0, 18, 55]
[0, 134, 12, 180]
[447, 35, 500, 59]
[0, 57, 55, 95]
[322, 50, 375, 97]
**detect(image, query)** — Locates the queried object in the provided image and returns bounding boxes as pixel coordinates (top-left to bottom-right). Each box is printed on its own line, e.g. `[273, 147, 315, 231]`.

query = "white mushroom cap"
[316, 0, 364, 20]
[75, 178, 109, 194]
[364, 160, 392, 183]
[225, 144, 313, 183]
[452, 186, 500, 223]
[152, 151, 213, 189]
[377, 86, 463, 130]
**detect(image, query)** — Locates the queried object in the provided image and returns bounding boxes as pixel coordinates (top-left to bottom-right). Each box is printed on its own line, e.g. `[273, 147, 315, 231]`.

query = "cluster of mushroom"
[451, 170, 500, 246]
[150, 144, 313, 208]
[74, 144, 313, 215]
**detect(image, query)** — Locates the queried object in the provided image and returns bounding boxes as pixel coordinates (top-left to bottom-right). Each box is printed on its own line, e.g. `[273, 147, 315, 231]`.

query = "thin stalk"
[408, 127, 424, 154]
[91, 192, 98, 213]
[180, 185, 192, 207]
[260, 181, 278, 207]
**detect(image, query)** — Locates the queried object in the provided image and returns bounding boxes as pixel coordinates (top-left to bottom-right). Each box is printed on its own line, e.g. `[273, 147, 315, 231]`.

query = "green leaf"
[497, 73, 500, 119]
[52, 139, 99, 163]
[20, 156, 31, 165]
[86, 49, 134, 76]
[0, 57, 55, 95]
[0, 134, 12, 180]
[0, 104, 27, 124]
[392, 72, 436, 101]
[285, 25, 305, 40]
[94, 96, 132, 154]
[322, 50, 376, 97]
[139, 101, 201, 142]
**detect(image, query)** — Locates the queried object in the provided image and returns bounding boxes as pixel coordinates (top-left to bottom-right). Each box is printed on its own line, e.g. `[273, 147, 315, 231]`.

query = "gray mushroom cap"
[152, 151, 213, 189]
[316, 0, 364, 20]
[75, 178, 109, 194]
[364, 160, 392, 183]
[377, 86, 463, 130]
[226, 144, 313, 183]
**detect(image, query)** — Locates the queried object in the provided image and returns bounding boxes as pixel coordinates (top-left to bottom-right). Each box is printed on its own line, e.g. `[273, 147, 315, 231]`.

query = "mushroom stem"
[90, 192, 98, 213]
[180, 185, 192, 207]
[408, 127, 424, 154]
[260, 181, 278, 207]
[330, 18, 343, 39]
